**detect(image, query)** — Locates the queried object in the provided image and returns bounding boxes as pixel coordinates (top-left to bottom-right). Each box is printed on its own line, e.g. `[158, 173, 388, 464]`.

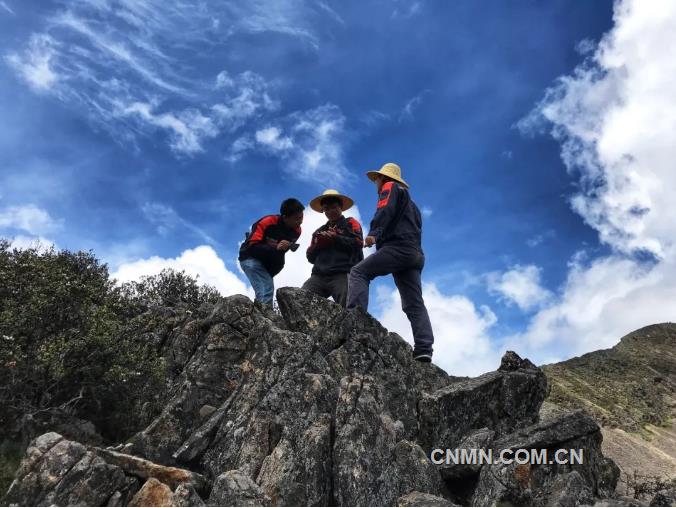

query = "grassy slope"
[542, 323, 676, 433]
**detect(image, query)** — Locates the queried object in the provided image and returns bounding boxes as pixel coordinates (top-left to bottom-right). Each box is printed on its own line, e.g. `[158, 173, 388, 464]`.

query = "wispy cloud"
[315, 1, 346, 26]
[399, 89, 431, 122]
[0, 1, 14, 15]
[141, 202, 219, 245]
[3, 1, 332, 158]
[251, 104, 351, 186]
[5, 35, 59, 91]
[0, 204, 63, 236]
[391, 1, 423, 19]
[122, 102, 218, 154]
[526, 230, 555, 248]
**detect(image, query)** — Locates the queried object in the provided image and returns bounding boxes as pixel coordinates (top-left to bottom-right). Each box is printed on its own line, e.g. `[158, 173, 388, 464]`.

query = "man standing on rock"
[302, 189, 364, 307]
[347, 163, 435, 363]
[239, 198, 304, 308]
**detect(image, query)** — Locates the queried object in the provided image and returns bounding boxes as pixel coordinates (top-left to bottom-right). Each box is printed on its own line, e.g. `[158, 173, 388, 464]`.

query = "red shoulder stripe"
[377, 181, 395, 209]
[347, 217, 362, 232]
[249, 215, 279, 243]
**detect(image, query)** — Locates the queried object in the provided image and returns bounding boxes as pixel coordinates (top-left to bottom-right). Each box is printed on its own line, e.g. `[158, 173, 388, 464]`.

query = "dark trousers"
[347, 244, 434, 355]
[302, 272, 349, 307]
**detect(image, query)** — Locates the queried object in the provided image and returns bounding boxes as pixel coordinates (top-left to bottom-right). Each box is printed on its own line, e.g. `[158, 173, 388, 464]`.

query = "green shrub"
[118, 267, 221, 309]
[0, 239, 219, 444]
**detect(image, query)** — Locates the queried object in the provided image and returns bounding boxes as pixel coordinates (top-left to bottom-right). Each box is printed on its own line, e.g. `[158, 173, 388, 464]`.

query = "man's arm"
[333, 218, 364, 252]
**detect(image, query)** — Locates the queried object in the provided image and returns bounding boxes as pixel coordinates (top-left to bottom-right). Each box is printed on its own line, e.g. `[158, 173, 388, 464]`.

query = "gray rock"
[198, 405, 217, 420]
[377, 440, 444, 505]
[438, 427, 495, 481]
[208, 470, 271, 507]
[419, 354, 547, 454]
[472, 410, 620, 506]
[173, 482, 206, 506]
[650, 487, 676, 507]
[546, 470, 594, 506]
[595, 495, 648, 506]
[398, 491, 458, 506]
[5, 433, 126, 507]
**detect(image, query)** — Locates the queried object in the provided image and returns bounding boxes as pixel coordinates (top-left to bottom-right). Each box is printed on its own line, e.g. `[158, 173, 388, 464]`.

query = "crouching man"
[347, 163, 435, 362]
[238, 198, 304, 307]
[302, 190, 364, 307]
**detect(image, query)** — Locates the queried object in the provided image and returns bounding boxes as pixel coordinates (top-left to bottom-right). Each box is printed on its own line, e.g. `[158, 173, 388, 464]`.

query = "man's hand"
[364, 236, 376, 247]
[277, 240, 291, 251]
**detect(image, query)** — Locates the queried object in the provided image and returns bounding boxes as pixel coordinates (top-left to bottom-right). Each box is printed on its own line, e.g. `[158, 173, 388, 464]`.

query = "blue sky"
[2, 0, 675, 376]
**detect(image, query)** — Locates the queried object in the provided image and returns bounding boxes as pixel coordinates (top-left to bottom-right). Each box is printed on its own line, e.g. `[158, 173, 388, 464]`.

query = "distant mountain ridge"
[542, 323, 676, 491]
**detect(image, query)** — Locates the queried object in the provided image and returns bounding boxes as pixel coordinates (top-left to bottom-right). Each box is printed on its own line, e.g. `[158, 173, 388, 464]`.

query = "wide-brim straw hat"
[366, 162, 409, 188]
[309, 189, 355, 213]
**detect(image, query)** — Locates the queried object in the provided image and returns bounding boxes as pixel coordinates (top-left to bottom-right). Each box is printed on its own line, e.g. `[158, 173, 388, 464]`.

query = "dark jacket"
[239, 215, 301, 276]
[368, 181, 423, 249]
[307, 216, 364, 275]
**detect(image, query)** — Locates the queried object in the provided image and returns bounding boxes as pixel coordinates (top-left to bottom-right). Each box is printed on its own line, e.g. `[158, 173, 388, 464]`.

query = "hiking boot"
[413, 352, 432, 363]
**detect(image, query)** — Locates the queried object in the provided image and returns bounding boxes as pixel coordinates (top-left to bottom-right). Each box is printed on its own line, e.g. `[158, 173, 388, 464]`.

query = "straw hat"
[366, 162, 409, 188]
[309, 189, 355, 213]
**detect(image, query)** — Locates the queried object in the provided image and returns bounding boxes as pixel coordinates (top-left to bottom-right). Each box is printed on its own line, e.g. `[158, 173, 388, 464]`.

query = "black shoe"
[413, 352, 432, 363]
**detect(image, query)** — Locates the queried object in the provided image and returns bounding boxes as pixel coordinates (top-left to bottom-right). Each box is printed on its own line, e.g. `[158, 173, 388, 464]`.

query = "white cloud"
[377, 283, 501, 376]
[255, 126, 294, 151]
[3, 3, 285, 157]
[487, 264, 553, 312]
[122, 102, 218, 154]
[391, 1, 423, 19]
[212, 71, 279, 130]
[421, 206, 433, 218]
[141, 202, 218, 245]
[505, 252, 676, 361]
[526, 230, 555, 248]
[6, 235, 58, 253]
[5, 34, 59, 91]
[508, 0, 676, 363]
[519, 0, 676, 258]
[398, 89, 431, 122]
[111, 245, 252, 299]
[0, 204, 63, 235]
[252, 104, 351, 186]
[53, 10, 184, 94]
[0, 1, 15, 15]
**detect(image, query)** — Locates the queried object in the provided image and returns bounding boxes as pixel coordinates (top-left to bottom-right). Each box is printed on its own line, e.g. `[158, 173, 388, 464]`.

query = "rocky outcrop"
[5, 288, 621, 506]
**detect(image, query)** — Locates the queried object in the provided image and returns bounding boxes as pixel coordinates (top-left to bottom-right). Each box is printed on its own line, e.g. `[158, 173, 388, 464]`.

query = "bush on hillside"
[0, 239, 221, 444]
[118, 267, 221, 309]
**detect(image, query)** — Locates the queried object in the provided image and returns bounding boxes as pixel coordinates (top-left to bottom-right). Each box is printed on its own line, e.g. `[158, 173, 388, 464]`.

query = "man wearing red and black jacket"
[347, 163, 435, 363]
[303, 190, 364, 307]
[238, 198, 304, 307]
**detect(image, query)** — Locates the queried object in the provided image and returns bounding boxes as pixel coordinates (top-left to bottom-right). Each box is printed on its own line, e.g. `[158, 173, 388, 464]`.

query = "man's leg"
[393, 268, 434, 357]
[302, 274, 331, 298]
[347, 247, 401, 310]
[240, 258, 274, 307]
[329, 273, 349, 307]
